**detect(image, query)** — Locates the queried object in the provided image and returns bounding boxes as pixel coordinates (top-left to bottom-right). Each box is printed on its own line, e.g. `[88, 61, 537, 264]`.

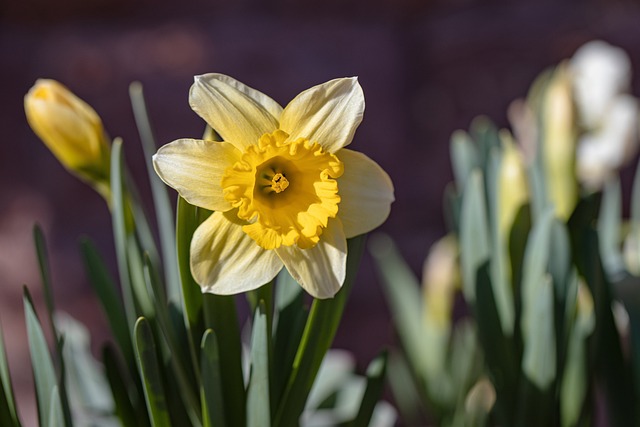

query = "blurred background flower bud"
[25, 79, 111, 195]
[498, 130, 529, 242]
[422, 234, 459, 331]
[542, 63, 578, 220]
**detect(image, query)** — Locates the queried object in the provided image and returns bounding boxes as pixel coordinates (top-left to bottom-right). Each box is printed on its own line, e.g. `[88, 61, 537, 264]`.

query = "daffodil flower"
[153, 74, 394, 298]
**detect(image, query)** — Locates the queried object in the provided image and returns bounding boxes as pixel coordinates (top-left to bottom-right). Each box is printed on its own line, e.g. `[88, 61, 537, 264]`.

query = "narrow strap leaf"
[0, 320, 20, 427]
[200, 330, 226, 427]
[247, 302, 271, 427]
[130, 82, 181, 302]
[47, 386, 64, 427]
[110, 138, 137, 327]
[134, 317, 172, 427]
[347, 351, 388, 427]
[272, 270, 306, 407]
[103, 345, 148, 427]
[24, 288, 58, 427]
[203, 294, 246, 427]
[273, 235, 366, 427]
[80, 238, 134, 369]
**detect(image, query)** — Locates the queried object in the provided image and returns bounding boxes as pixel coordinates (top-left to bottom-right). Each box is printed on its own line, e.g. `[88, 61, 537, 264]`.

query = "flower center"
[270, 172, 289, 193]
[221, 129, 343, 250]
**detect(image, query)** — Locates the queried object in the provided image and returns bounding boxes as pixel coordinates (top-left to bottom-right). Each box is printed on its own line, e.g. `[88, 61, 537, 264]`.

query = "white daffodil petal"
[337, 149, 394, 238]
[153, 138, 240, 212]
[190, 74, 280, 150]
[280, 77, 365, 153]
[211, 73, 284, 119]
[191, 211, 284, 294]
[275, 219, 347, 299]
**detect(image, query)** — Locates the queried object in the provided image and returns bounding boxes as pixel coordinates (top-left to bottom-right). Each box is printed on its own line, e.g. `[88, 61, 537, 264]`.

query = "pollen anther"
[271, 173, 289, 193]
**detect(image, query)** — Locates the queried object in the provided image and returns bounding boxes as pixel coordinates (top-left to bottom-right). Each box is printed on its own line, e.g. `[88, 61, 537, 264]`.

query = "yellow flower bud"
[422, 235, 459, 331]
[498, 130, 529, 242]
[541, 63, 578, 220]
[25, 79, 111, 191]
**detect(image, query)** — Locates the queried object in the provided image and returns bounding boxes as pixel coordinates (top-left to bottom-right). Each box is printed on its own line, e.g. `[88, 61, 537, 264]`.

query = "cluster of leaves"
[0, 84, 389, 427]
[375, 107, 640, 426]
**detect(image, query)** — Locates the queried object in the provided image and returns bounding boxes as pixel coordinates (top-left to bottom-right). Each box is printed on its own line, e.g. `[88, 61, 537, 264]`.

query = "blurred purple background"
[2, 0, 640, 424]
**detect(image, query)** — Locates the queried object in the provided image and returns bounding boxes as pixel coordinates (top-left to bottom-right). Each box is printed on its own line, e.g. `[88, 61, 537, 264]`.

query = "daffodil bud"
[498, 130, 529, 242]
[422, 235, 459, 331]
[25, 79, 111, 191]
[541, 63, 578, 220]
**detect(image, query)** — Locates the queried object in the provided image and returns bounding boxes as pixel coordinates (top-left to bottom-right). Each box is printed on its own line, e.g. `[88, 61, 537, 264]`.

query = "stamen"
[271, 173, 289, 193]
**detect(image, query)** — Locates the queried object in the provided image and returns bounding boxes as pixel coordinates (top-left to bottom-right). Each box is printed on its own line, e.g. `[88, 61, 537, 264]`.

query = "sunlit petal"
[153, 138, 240, 212]
[280, 78, 364, 153]
[191, 211, 283, 294]
[190, 74, 280, 150]
[275, 219, 347, 299]
[337, 149, 394, 238]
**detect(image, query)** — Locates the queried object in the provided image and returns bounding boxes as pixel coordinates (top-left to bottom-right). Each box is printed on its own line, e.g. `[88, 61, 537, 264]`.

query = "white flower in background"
[570, 40, 640, 189]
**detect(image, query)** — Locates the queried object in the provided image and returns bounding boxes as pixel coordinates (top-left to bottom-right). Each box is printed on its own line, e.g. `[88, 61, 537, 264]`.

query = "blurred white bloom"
[570, 40, 639, 189]
[577, 95, 639, 189]
[571, 40, 631, 128]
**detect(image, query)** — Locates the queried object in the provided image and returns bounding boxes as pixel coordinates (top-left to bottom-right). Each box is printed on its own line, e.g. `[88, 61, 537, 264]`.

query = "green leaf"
[80, 238, 134, 367]
[521, 276, 556, 390]
[127, 235, 156, 319]
[110, 138, 137, 326]
[598, 177, 625, 277]
[200, 330, 226, 427]
[129, 82, 181, 302]
[141, 254, 201, 427]
[368, 234, 428, 380]
[103, 345, 146, 427]
[272, 269, 307, 407]
[450, 130, 477, 192]
[0, 320, 20, 427]
[579, 231, 637, 427]
[386, 351, 425, 425]
[487, 148, 515, 335]
[176, 197, 204, 354]
[247, 302, 271, 427]
[33, 225, 57, 340]
[273, 235, 366, 427]
[459, 170, 490, 302]
[348, 351, 388, 427]
[203, 294, 245, 427]
[48, 386, 64, 427]
[474, 263, 518, 427]
[134, 317, 172, 427]
[24, 288, 58, 427]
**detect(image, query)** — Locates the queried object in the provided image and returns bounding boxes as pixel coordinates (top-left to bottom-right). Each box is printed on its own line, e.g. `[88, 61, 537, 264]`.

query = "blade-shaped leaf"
[103, 345, 147, 427]
[130, 82, 181, 302]
[134, 317, 171, 427]
[347, 351, 388, 427]
[272, 269, 307, 406]
[110, 138, 137, 326]
[48, 386, 64, 427]
[460, 170, 490, 302]
[273, 235, 366, 427]
[24, 289, 58, 427]
[0, 321, 20, 427]
[80, 238, 134, 367]
[598, 177, 625, 278]
[368, 234, 428, 380]
[450, 130, 477, 192]
[203, 294, 245, 427]
[200, 330, 226, 427]
[247, 302, 271, 427]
